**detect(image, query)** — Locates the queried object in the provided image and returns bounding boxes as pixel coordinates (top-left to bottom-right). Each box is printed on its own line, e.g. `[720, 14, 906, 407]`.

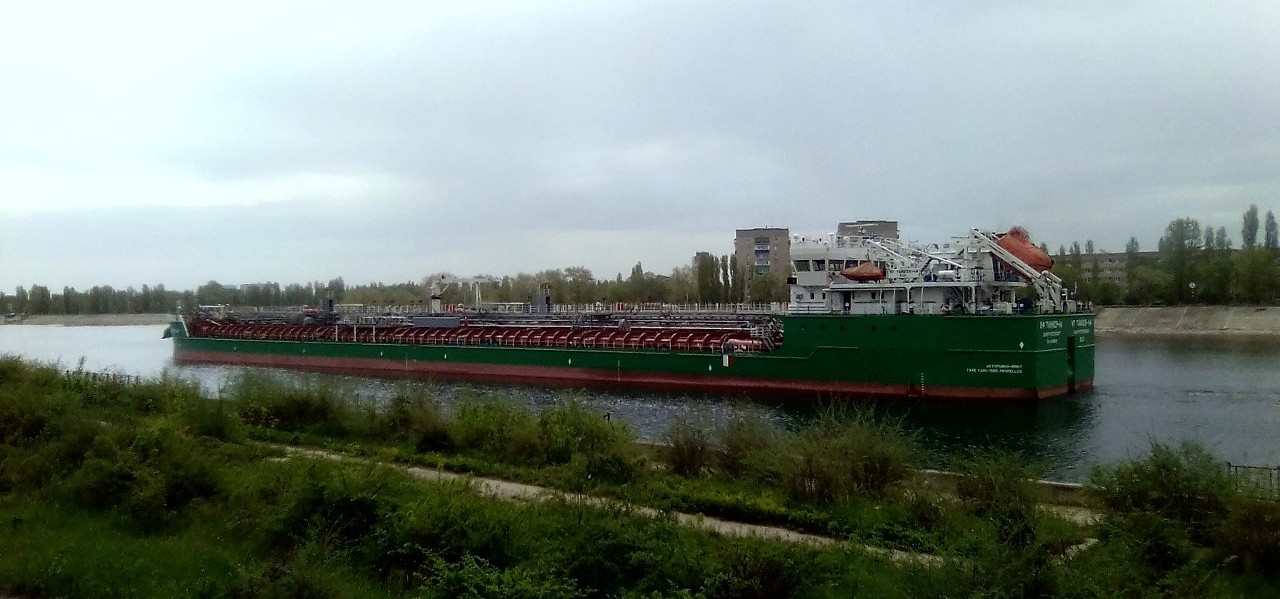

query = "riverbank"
[1095, 306, 1280, 336]
[2, 357, 1276, 597]
[4, 313, 170, 326]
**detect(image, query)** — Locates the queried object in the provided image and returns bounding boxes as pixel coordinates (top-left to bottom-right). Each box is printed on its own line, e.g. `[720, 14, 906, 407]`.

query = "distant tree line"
[9, 208, 1275, 317]
[2, 284, 191, 317]
[2, 252, 791, 316]
[1051, 205, 1279, 306]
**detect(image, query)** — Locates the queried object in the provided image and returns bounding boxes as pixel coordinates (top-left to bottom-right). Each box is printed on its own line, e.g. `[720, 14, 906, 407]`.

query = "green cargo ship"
[170, 227, 1094, 400]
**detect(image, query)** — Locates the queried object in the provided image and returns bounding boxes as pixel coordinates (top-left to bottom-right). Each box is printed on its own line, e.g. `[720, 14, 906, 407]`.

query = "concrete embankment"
[5, 314, 170, 326]
[1095, 306, 1280, 336]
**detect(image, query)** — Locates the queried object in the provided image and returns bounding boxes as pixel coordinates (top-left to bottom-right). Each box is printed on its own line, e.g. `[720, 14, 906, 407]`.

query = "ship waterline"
[172, 313, 1094, 400]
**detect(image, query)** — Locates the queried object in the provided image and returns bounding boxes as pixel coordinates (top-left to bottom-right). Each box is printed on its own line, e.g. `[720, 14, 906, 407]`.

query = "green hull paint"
[171, 312, 1094, 399]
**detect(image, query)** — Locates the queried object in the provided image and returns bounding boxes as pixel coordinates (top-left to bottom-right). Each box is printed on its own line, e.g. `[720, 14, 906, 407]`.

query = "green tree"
[1197, 250, 1234, 304]
[746, 272, 788, 303]
[562, 267, 595, 305]
[1161, 218, 1202, 304]
[196, 281, 234, 306]
[1215, 226, 1230, 252]
[28, 285, 52, 314]
[1266, 210, 1279, 250]
[694, 253, 721, 303]
[719, 255, 731, 300]
[668, 265, 697, 305]
[11, 286, 27, 314]
[1242, 204, 1260, 248]
[1125, 264, 1174, 305]
[327, 277, 346, 302]
[729, 254, 746, 302]
[1235, 248, 1276, 304]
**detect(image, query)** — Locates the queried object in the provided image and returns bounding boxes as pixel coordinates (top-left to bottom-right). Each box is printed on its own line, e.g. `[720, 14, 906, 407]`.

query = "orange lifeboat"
[996, 227, 1053, 272]
[842, 262, 886, 281]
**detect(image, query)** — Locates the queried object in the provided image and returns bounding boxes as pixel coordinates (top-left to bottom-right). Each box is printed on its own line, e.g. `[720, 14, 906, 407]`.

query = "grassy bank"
[2, 359, 1278, 597]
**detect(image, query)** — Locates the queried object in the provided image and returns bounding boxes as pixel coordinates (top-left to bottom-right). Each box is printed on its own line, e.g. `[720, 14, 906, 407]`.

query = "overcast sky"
[2, 0, 1278, 292]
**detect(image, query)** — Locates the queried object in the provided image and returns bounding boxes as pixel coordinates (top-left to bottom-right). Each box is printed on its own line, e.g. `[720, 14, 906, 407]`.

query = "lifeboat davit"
[842, 262, 886, 281]
[996, 227, 1053, 273]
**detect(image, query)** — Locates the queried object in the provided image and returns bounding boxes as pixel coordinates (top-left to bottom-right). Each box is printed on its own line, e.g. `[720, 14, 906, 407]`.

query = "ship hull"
[171, 312, 1095, 400]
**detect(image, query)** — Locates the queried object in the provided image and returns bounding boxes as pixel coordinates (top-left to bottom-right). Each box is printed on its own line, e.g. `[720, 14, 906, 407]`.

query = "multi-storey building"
[836, 220, 899, 240]
[1071, 251, 1162, 287]
[733, 228, 791, 276]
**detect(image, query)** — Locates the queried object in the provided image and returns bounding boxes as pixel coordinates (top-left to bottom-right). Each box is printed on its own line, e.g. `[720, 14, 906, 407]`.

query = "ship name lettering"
[966, 363, 1024, 375]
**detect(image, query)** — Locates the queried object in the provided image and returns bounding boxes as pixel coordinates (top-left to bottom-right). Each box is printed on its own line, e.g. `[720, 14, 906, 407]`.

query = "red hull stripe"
[174, 349, 1084, 401]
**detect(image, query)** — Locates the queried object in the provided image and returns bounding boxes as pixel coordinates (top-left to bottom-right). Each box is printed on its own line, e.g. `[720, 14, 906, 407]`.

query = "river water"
[2, 324, 1278, 482]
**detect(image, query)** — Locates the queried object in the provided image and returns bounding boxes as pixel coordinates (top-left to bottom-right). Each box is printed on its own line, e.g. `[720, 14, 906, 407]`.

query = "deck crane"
[429, 274, 500, 312]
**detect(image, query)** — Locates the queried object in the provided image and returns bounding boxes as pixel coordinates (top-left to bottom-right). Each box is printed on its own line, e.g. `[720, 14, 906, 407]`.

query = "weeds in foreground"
[765, 408, 916, 502]
[1091, 440, 1280, 579]
[4, 359, 1280, 597]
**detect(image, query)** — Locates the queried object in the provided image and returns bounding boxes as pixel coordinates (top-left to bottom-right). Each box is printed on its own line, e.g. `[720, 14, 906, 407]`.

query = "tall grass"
[765, 408, 916, 501]
[1091, 440, 1280, 579]
[954, 449, 1044, 547]
[662, 418, 715, 477]
[5, 358, 1280, 596]
[715, 412, 779, 478]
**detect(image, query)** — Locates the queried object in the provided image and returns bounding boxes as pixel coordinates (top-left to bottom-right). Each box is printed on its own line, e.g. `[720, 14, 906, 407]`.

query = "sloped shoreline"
[1095, 306, 1280, 336]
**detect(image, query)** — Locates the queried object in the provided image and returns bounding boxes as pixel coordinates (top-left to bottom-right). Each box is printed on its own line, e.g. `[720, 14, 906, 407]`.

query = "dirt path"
[279, 446, 1101, 566]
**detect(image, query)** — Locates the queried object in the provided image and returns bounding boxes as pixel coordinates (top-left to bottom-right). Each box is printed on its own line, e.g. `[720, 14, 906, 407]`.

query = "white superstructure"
[787, 229, 1082, 316]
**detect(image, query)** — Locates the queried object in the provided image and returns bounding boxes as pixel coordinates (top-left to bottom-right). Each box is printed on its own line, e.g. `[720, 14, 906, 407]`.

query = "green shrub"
[1112, 511, 1195, 572]
[451, 400, 542, 465]
[661, 420, 714, 478]
[537, 400, 642, 484]
[223, 372, 355, 435]
[1213, 497, 1280, 574]
[59, 421, 222, 530]
[767, 409, 915, 502]
[715, 413, 778, 478]
[364, 481, 526, 581]
[65, 455, 137, 511]
[380, 391, 453, 453]
[0, 383, 73, 448]
[538, 400, 627, 461]
[264, 465, 391, 553]
[178, 398, 245, 442]
[416, 553, 584, 599]
[699, 542, 811, 599]
[1091, 441, 1236, 541]
[954, 450, 1043, 546]
[229, 539, 389, 599]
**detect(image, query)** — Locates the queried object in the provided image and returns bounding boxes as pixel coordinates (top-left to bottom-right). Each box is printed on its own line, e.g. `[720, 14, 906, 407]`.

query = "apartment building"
[733, 228, 791, 276]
